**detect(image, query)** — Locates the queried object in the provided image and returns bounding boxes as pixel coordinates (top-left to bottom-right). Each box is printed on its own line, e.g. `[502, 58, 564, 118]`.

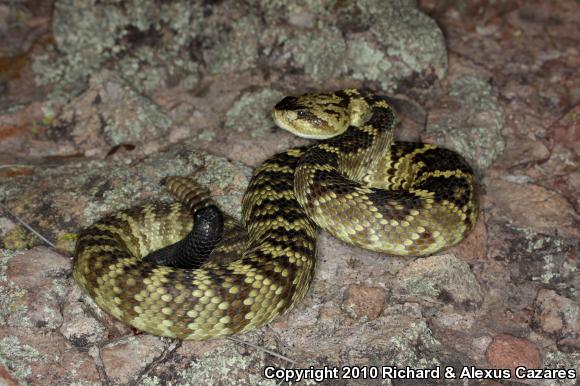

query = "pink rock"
[4, 247, 70, 329]
[447, 211, 487, 261]
[487, 179, 579, 238]
[0, 328, 99, 384]
[485, 334, 542, 373]
[100, 335, 168, 384]
[546, 104, 579, 151]
[342, 284, 387, 321]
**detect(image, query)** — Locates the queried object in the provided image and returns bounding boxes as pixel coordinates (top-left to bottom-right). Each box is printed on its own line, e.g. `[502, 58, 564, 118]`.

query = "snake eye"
[297, 110, 308, 118]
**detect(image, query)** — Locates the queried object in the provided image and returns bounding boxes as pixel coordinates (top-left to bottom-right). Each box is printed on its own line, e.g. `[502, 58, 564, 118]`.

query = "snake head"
[272, 92, 353, 139]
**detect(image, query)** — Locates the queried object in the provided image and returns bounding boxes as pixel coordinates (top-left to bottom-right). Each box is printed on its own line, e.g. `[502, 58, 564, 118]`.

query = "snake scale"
[74, 89, 478, 340]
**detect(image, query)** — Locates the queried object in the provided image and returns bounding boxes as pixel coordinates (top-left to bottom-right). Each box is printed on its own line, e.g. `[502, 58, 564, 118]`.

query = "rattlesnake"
[74, 89, 478, 340]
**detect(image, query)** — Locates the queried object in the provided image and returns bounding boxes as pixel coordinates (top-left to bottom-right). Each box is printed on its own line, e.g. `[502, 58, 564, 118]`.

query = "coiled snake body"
[74, 89, 478, 340]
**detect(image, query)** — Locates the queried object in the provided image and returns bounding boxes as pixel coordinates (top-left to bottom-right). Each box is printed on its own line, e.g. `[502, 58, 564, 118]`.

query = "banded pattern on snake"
[73, 89, 478, 340]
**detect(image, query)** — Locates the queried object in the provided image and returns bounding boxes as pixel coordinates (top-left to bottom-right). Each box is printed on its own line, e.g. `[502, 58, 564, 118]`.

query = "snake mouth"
[272, 108, 294, 131]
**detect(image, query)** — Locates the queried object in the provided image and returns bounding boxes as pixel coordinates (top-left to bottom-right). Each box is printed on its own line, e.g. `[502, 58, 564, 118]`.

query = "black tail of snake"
[74, 89, 478, 340]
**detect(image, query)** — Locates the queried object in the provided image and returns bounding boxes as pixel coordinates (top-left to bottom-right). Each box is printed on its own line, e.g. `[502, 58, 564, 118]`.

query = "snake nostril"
[274, 96, 301, 111]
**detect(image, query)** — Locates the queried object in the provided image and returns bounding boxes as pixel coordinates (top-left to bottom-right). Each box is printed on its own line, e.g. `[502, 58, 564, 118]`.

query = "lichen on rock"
[33, 0, 204, 98]
[427, 74, 506, 169]
[224, 89, 284, 139]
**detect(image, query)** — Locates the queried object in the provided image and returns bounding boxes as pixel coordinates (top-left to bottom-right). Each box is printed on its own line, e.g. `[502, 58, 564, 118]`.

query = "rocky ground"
[0, 0, 578, 385]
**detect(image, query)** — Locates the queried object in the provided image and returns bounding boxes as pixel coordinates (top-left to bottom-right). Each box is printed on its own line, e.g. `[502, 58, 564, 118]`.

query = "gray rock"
[1, 247, 69, 329]
[224, 89, 284, 139]
[34, 0, 204, 97]
[0, 142, 247, 245]
[427, 74, 506, 169]
[393, 254, 484, 309]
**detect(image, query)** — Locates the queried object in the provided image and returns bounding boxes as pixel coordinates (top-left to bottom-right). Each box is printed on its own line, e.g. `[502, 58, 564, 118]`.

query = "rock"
[485, 334, 541, 372]
[1, 0, 579, 382]
[545, 104, 579, 151]
[0, 328, 99, 384]
[543, 350, 580, 385]
[432, 312, 475, 332]
[446, 212, 487, 261]
[534, 289, 579, 350]
[57, 70, 172, 158]
[59, 285, 109, 347]
[224, 88, 284, 140]
[0, 102, 46, 159]
[341, 0, 448, 90]
[1, 226, 37, 250]
[472, 336, 493, 363]
[144, 340, 271, 385]
[486, 221, 578, 291]
[36, 0, 446, 103]
[2, 247, 69, 329]
[342, 284, 387, 321]
[203, 15, 261, 75]
[425, 74, 505, 170]
[0, 143, 247, 247]
[393, 254, 484, 309]
[495, 135, 550, 169]
[0, 364, 20, 386]
[529, 104, 580, 212]
[287, 26, 347, 80]
[36, 0, 202, 95]
[487, 178, 579, 238]
[0, 216, 17, 243]
[100, 335, 169, 384]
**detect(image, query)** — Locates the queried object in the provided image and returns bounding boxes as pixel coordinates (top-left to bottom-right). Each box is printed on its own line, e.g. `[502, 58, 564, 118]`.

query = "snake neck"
[353, 97, 396, 180]
[314, 94, 397, 182]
